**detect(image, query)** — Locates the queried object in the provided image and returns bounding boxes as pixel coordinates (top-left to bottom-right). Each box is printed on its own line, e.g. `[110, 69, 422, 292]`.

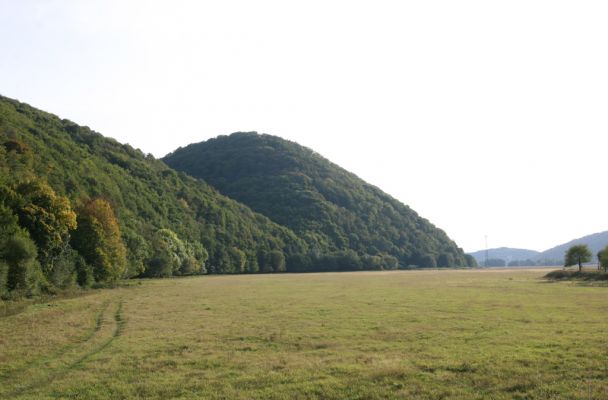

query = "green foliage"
[0, 96, 307, 293]
[228, 247, 246, 274]
[122, 229, 151, 278]
[268, 250, 286, 272]
[0, 261, 7, 299]
[12, 180, 77, 272]
[284, 251, 401, 272]
[464, 254, 478, 268]
[74, 252, 94, 288]
[419, 254, 437, 268]
[381, 254, 399, 270]
[564, 244, 592, 271]
[72, 198, 127, 282]
[47, 246, 78, 289]
[437, 253, 455, 268]
[146, 229, 185, 277]
[0, 94, 473, 295]
[0, 204, 41, 297]
[0, 204, 20, 245]
[4, 233, 43, 297]
[164, 132, 470, 269]
[144, 228, 208, 277]
[245, 253, 259, 273]
[597, 246, 608, 272]
[182, 241, 208, 275]
[545, 269, 608, 281]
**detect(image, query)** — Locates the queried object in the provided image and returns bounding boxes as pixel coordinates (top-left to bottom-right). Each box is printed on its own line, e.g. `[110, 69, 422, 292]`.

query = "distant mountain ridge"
[535, 231, 608, 263]
[164, 132, 475, 268]
[468, 230, 608, 265]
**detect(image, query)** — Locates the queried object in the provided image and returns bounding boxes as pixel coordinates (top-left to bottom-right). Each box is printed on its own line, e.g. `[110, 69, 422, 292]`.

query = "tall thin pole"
[485, 235, 488, 268]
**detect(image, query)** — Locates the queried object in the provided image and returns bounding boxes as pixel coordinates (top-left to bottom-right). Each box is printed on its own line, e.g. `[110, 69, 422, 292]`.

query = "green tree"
[564, 244, 592, 272]
[419, 254, 437, 268]
[145, 229, 207, 277]
[0, 204, 23, 297]
[437, 253, 455, 268]
[268, 250, 286, 272]
[13, 180, 77, 274]
[4, 233, 43, 296]
[598, 246, 608, 272]
[464, 254, 478, 268]
[182, 241, 208, 275]
[361, 254, 383, 271]
[0, 203, 20, 245]
[0, 261, 8, 299]
[72, 198, 127, 282]
[381, 254, 399, 270]
[146, 229, 185, 277]
[245, 253, 260, 273]
[123, 229, 151, 278]
[229, 247, 247, 273]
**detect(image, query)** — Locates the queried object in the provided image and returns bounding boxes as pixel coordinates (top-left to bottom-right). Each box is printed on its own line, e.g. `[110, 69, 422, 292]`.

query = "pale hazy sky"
[1, 1, 607, 252]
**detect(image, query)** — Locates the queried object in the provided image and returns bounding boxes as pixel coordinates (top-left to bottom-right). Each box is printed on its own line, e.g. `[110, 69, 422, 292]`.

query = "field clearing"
[1, 269, 607, 399]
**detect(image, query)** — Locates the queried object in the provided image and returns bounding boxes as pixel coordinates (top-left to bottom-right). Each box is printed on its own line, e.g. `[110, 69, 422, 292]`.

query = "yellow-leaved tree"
[72, 198, 126, 282]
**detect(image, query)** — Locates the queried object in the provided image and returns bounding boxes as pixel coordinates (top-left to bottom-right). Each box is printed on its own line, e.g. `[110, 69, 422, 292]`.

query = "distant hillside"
[468, 247, 540, 264]
[535, 231, 608, 263]
[164, 132, 474, 268]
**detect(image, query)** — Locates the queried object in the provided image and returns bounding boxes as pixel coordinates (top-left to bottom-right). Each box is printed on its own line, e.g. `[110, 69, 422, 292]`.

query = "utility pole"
[485, 235, 489, 268]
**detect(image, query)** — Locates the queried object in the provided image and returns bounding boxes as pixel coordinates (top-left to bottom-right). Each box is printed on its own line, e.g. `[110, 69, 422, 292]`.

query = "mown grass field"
[1, 269, 607, 399]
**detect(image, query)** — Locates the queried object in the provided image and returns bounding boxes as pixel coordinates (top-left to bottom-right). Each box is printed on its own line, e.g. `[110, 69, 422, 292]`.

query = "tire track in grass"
[3, 299, 125, 398]
[0, 300, 110, 382]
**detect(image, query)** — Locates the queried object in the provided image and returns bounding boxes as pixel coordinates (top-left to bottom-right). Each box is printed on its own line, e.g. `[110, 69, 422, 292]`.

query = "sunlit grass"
[1, 269, 607, 399]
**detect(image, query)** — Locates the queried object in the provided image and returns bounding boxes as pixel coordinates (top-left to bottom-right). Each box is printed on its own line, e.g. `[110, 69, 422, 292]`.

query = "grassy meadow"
[1, 269, 607, 399]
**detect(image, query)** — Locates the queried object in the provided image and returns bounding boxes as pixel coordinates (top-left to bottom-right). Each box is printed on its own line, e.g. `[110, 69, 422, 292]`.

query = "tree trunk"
[578, 261, 582, 272]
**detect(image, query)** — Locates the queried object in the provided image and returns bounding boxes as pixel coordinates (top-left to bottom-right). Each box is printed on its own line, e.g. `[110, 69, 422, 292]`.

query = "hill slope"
[164, 132, 473, 268]
[0, 96, 307, 286]
[536, 231, 608, 263]
[468, 247, 540, 265]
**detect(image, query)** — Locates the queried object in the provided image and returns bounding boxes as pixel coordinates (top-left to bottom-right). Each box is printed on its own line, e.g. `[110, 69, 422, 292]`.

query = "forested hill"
[164, 132, 474, 269]
[0, 96, 307, 297]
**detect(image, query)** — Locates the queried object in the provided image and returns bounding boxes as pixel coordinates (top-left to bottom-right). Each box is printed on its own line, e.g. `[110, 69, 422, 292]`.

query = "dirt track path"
[1, 299, 124, 398]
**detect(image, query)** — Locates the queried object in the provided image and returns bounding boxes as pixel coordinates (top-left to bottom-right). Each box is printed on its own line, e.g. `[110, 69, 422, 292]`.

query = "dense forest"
[0, 97, 476, 299]
[0, 96, 309, 298]
[165, 132, 476, 270]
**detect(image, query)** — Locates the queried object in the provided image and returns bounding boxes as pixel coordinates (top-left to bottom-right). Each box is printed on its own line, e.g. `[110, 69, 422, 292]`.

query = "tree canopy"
[564, 245, 592, 272]
[0, 96, 307, 298]
[164, 132, 469, 268]
[598, 246, 608, 272]
[0, 95, 477, 299]
[72, 198, 127, 282]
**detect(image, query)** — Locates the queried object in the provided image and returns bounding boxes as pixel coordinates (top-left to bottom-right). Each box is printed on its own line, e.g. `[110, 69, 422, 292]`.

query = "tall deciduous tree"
[4, 233, 43, 296]
[72, 198, 127, 282]
[146, 229, 207, 277]
[13, 180, 77, 273]
[268, 250, 286, 272]
[598, 246, 608, 272]
[564, 245, 591, 272]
